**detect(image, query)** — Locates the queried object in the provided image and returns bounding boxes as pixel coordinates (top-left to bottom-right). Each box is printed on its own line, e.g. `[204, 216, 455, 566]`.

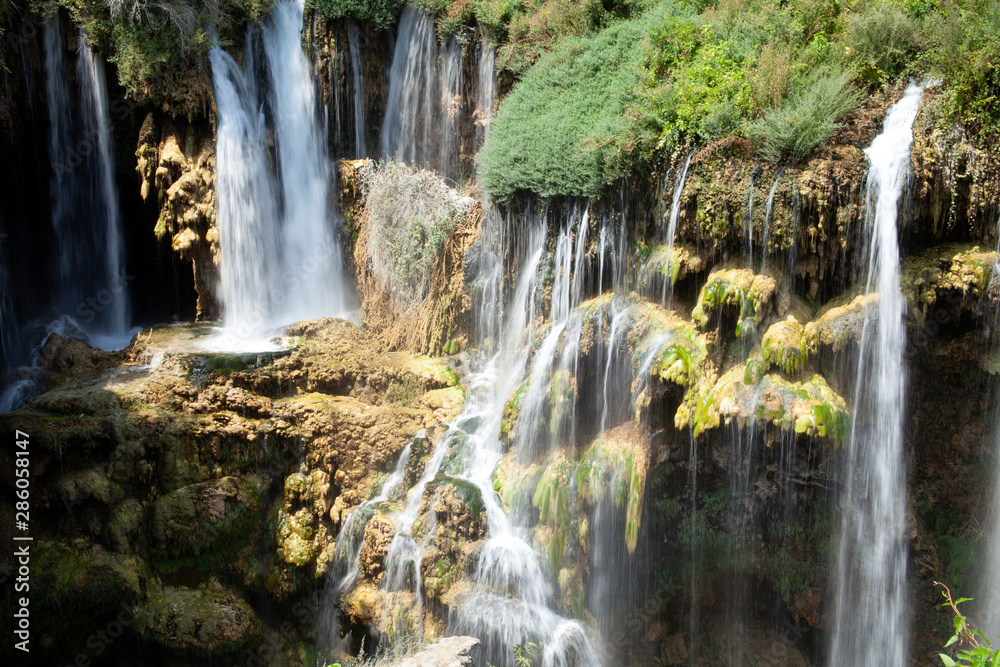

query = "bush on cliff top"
[307, 0, 403, 30]
[477, 8, 673, 200]
[59, 0, 274, 114]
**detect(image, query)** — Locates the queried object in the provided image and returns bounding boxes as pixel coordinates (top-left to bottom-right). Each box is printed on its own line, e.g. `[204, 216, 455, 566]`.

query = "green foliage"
[846, 0, 924, 84]
[641, 13, 756, 145]
[936, 582, 1000, 666]
[478, 13, 657, 200]
[307, 0, 403, 30]
[59, 0, 273, 112]
[927, 0, 1000, 140]
[514, 642, 538, 667]
[750, 67, 860, 160]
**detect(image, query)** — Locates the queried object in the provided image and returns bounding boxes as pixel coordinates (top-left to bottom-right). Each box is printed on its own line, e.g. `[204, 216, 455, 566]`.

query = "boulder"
[135, 585, 261, 658]
[395, 636, 481, 667]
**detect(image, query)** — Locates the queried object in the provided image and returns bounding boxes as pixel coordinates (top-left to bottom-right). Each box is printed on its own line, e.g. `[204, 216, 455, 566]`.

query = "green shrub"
[650, 35, 753, 143]
[307, 0, 403, 30]
[927, 0, 1000, 139]
[478, 14, 656, 199]
[846, 0, 924, 85]
[750, 67, 859, 160]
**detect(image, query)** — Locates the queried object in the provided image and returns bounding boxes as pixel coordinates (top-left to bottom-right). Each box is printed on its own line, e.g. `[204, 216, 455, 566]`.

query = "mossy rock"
[678, 366, 849, 443]
[25, 540, 146, 661]
[34, 540, 145, 615]
[135, 585, 262, 659]
[901, 243, 998, 318]
[276, 507, 318, 568]
[761, 316, 809, 375]
[639, 243, 705, 289]
[56, 466, 124, 508]
[691, 268, 777, 337]
[804, 292, 876, 353]
[149, 476, 261, 572]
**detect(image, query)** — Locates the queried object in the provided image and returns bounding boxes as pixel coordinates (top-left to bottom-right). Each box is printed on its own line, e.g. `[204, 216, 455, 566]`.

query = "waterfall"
[475, 43, 497, 150]
[39, 18, 132, 350]
[78, 34, 129, 343]
[439, 38, 464, 182]
[209, 0, 350, 346]
[209, 39, 283, 339]
[449, 205, 601, 667]
[263, 0, 347, 323]
[381, 8, 464, 181]
[381, 7, 437, 170]
[829, 84, 923, 666]
[347, 21, 365, 158]
[661, 152, 693, 307]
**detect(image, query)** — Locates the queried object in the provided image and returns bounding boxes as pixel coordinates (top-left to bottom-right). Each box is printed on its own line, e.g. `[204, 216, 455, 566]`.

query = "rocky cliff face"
[137, 113, 220, 320]
[0, 318, 464, 665]
[4, 6, 1000, 667]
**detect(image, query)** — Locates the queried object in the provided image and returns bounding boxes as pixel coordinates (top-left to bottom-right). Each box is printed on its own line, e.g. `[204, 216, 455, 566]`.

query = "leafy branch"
[935, 581, 1000, 667]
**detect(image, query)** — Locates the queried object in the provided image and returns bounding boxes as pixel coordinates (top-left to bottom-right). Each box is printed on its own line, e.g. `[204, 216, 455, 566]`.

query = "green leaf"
[939, 654, 957, 667]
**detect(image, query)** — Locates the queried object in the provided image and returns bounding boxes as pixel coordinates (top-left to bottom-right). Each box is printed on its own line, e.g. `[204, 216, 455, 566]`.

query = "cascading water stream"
[209, 39, 283, 339]
[209, 0, 350, 346]
[450, 209, 601, 667]
[39, 18, 133, 350]
[347, 21, 365, 158]
[761, 171, 781, 264]
[381, 8, 438, 169]
[263, 0, 347, 323]
[77, 34, 129, 343]
[475, 43, 497, 150]
[829, 83, 923, 667]
[661, 152, 693, 307]
[439, 38, 464, 182]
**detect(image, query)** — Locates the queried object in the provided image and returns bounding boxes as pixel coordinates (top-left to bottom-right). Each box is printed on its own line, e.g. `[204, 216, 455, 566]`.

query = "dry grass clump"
[359, 160, 472, 313]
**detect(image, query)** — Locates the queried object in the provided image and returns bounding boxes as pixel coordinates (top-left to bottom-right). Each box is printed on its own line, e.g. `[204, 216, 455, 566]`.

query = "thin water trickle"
[829, 84, 923, 667]
[761, 171, 781, 265]
[475, 43, 497, 150]
[746, 175, 755, 270]
[662, 152, 693, 307]
[347, 21, 365, 158]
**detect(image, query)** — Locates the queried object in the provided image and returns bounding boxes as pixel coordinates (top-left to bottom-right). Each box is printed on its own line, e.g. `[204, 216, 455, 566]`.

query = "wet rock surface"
[0, 318, 463, 664]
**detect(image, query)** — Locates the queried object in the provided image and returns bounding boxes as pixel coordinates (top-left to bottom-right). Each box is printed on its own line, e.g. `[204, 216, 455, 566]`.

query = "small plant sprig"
[935, 581, 1000, 666]
[513, 641, 539, 667]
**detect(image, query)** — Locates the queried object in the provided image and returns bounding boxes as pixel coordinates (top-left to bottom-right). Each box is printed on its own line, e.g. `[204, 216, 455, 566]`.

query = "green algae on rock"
[692, 268, 778, 337]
